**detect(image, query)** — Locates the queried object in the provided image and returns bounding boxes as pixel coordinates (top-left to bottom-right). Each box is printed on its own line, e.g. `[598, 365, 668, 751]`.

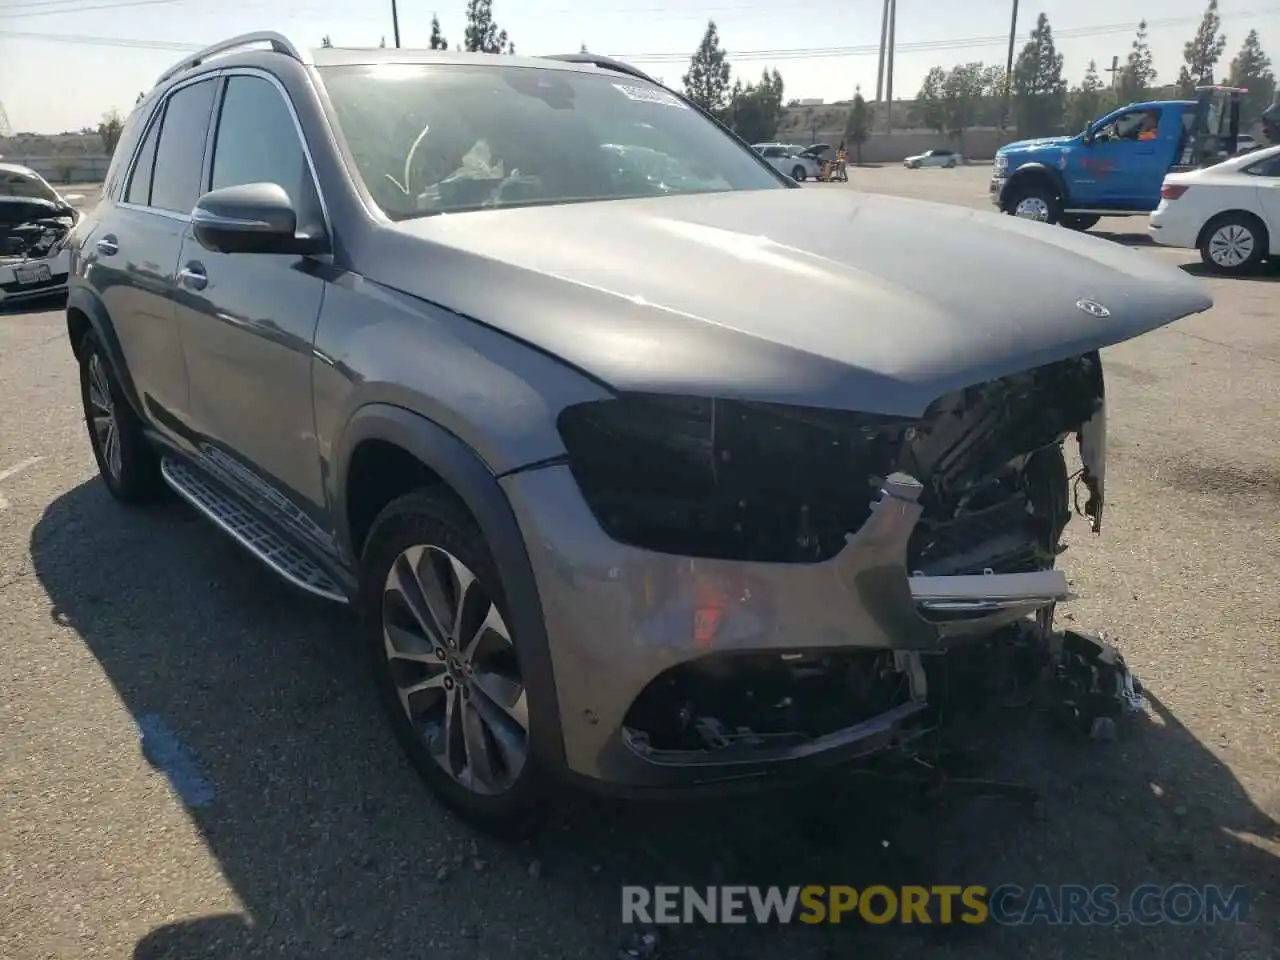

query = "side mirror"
[1081, 129, 1095, 146]
[191, 182, 327, 256]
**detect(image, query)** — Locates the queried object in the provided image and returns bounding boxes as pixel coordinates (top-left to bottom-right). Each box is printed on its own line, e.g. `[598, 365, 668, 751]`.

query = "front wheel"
[1006, 183, 1062, 225]
[1061, 214, 1100, 232]
[360, 488, 546, 839]
[791, 165, 806, 181]
[1199, 213, 1267, 274]
[77, 331, 164, 504]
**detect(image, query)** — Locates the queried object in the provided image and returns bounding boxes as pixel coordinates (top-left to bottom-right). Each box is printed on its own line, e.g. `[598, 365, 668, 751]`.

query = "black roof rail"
[541, 53, 655, 84]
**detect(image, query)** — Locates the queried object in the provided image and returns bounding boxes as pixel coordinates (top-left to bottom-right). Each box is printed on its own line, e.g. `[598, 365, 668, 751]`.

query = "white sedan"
[1149, 144, 1280, 274]
[0, 163, 84, 307]
[903, 149, 962, 169]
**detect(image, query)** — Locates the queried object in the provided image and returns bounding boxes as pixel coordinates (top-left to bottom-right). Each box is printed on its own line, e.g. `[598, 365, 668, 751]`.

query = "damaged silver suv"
[65, 34, 1212, 834]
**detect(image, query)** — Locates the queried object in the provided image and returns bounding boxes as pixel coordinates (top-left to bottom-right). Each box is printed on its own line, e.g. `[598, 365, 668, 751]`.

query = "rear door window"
[125, 107, 164, 206]
[149, 78, 217, 214]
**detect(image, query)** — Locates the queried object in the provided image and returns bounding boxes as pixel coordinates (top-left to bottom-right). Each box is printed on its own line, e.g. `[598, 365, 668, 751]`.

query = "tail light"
[1161, 183, 1190, 200]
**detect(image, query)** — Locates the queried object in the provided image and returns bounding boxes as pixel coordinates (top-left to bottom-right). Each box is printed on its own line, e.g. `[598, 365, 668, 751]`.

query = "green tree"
[915, 66, 948, 134]
[682, 20, 731, 113]
[429, 14, 448, 50]
[463, 0, 514, 54]
[1228, 29, 1276, 123]
[1012, 12, 1067, 137]
[844, 87, 871, 163]
[941, 62, 987, 150]
[1119, 19, 1158, 103]
[981, 64, 1008, 128]
[724, 69, 785, 143]
[1069, 59, 1108, 132]
[98, 109, 124, 156]
[1177, 0, 1227, 95]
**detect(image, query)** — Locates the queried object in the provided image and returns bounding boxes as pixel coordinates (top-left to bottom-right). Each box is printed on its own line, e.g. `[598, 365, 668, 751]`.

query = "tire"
[360, 488, 546, 839]
[946, 159, 956, 168]
[78, 330, 164, 504]
[791, 165, 806, 181]
[1005, 182, 1062, 225]
[1061, 214, 1100, 232]
[1198, 213, 1267, 275]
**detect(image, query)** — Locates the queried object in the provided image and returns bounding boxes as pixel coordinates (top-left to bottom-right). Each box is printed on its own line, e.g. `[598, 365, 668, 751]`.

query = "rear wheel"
[360, 488, 546, 839]
[77, 331, 164, 504]
[1006, 182, 1062, 225]
[1199, 213, 1267, 274]
[1061, 214, 1100, 231]
[791, 164, 806, 181]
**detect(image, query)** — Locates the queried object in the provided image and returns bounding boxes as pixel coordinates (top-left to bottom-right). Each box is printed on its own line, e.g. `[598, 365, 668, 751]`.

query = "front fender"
[1002, 161, 1069, 204]
[332, 403, 567, 770]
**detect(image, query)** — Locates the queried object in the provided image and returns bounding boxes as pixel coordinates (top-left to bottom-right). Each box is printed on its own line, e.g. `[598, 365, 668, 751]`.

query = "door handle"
[178, 264, 208, 291]
[95, 236, 118, 256]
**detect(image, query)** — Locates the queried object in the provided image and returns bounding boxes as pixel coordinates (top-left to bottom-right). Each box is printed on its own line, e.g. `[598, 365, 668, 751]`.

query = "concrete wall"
[6, 154, 111, 183]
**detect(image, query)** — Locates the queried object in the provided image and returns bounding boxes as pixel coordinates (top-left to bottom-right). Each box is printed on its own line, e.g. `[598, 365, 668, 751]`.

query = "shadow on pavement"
[0, 292, 67, 316]
[1090, 230, 1155, 247]
[1180, 261, 1280, 283]
[31, 478, 1280, 960]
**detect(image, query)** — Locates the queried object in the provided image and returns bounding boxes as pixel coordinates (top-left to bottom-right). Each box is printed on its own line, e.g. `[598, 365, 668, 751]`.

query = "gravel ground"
[0, 167, 1276, 960]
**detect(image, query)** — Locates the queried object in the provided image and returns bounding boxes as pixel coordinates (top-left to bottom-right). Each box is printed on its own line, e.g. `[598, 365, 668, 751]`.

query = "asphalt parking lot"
[1, 166, 1277, 960]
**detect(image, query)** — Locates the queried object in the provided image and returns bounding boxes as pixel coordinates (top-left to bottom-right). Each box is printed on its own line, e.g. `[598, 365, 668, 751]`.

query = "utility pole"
[875, 0, 890, 103]
[883, 0, 895, 133]
[391, 0, 401, 47]
[1106, 55, 1121, 91]
[1001, 0, 1019, 132]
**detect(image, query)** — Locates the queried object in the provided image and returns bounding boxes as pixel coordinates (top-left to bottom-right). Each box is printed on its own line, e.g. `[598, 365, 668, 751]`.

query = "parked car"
[904, 149, 962, 169]
[0, 162, 85, 307]
[68, 34, 1212, 835]
[1149, 144, 1280, 273]
[751, 141, 822, 181]
[1235, 133, 1260, 153]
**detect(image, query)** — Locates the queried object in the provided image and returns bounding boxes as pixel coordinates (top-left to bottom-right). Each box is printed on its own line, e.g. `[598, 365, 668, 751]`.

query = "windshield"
[318, 62, 784, 219]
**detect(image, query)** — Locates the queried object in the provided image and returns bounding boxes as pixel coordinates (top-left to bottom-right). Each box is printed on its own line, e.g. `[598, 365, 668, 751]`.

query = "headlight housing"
[993, 155, 1009, 174]
[556, 394, 920, 564]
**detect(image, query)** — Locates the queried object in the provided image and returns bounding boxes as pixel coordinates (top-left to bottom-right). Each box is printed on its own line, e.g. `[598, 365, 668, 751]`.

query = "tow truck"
[989, 85, 1246, 231]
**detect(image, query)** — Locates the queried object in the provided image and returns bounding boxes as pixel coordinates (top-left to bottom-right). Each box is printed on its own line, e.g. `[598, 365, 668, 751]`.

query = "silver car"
[0, 163, 85, 306]
[904, 148, 963, 169]
[67, 35, 1211, 836]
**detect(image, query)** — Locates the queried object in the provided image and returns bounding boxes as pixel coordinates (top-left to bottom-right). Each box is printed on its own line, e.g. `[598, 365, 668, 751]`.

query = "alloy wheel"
[1208, 224, 1254, 268]
[1014, 196, 1050, 221]
[381, 544, 528, 796]
[87, 353, 122, 481]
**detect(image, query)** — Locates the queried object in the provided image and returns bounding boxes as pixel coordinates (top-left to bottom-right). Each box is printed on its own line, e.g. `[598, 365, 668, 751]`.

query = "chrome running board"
[160, 457, 348, 604]
[910, 568, 1071, 613]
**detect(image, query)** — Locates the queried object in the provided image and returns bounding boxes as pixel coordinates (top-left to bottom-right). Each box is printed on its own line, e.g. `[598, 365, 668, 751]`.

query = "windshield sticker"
[613, 83, 688, 109]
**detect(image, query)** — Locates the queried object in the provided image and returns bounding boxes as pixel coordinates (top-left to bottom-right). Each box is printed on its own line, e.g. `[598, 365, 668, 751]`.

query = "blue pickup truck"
[989, 86, 1244, 231]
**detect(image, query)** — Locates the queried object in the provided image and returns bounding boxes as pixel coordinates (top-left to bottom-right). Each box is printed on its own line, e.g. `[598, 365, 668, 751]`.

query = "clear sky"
[1, 0, 1278, 133]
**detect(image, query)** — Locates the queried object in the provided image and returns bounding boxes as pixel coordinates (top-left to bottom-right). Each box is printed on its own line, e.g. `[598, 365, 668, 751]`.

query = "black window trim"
[1241, 152, 1280, 177]
[215, 66, 334, 243]
[118, 72, 219, 222]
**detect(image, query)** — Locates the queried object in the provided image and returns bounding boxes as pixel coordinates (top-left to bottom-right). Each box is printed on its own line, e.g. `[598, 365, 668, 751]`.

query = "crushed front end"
[0, 197, 76, 305]
[501, 353, 1109, 789]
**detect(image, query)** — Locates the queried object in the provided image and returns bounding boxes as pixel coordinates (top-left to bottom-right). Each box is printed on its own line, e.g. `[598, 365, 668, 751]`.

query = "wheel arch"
[66, 286, 146, 421]
[1195, 208, 1270, 252]
[1002, 163, 1068, 208]
[335, 403, 566, 770]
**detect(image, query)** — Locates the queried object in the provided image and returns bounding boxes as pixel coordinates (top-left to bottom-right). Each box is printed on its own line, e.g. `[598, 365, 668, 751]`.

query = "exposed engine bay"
[0, 197, 76, 263]
[559, 353, 1116, 765]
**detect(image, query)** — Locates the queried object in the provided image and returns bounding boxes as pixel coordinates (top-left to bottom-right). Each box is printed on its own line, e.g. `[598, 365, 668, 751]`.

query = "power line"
[3, 9, 1279, 63]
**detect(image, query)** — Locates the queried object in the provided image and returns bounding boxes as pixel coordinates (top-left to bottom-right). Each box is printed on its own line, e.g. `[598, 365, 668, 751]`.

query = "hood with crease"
[999, 135, 1079, 152]
[376, 188, 1212, 416]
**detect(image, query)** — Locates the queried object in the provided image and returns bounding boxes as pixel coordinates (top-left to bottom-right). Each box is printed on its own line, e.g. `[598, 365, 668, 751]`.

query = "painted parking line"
[137, 713, 216, 808]
[0, 456, 43, 510]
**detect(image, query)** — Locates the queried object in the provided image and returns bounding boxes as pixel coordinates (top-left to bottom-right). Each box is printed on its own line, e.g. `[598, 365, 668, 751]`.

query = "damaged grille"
[557, 352, 1103, 571]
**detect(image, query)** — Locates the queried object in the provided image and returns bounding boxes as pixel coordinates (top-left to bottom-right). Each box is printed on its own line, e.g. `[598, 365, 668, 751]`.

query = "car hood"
[377, 188, 1211, 416]
[999, 135, 1078, 154]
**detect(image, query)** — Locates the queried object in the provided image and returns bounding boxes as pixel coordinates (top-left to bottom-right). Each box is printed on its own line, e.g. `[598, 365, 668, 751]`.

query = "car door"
[82, 78, 217, 437]
[761, 146, 786, 173]
[1242, 152, 1280, 252]
[1081, 106, 1164, 205]
[173, 70, 332, 550]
